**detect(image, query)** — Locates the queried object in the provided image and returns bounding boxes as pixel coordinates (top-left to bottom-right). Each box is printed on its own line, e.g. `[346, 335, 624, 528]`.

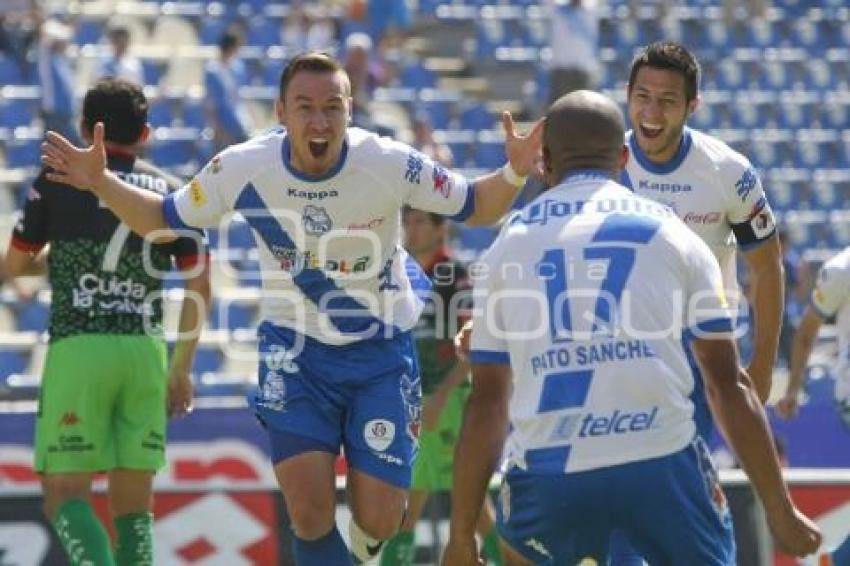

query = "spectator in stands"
[282, 3, 336, 53]
[412, 114, 453, 168]
[365, 0, 411, 46]
[37, 19, 78, 143]
[544, 0, 600, 104]
[204, 29, 252, 151]
[343, 31, 385, 129]
[97, 25, 144, 86]
[5, 77, 210, 566]
[443, 89, 821, 565]
[41, 51, 542, 566]
[777, 245, 850, 566]
[0, 0, 40, 82]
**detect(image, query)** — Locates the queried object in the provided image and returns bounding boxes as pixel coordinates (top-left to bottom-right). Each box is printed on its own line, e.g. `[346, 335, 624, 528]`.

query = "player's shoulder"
[347, 126, 410, 158]
[822, 247, 850, 276]
[689, 128, 753, 173]
[214, 129, 284, 173]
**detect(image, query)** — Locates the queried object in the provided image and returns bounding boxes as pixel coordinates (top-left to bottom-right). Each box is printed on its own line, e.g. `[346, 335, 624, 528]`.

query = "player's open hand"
[41, 122, 108, 192]
[501, 112, 543, 178]
[441, 537, 483, 566]
[768, 505, 822, 557]
[167, 369, 194, 418]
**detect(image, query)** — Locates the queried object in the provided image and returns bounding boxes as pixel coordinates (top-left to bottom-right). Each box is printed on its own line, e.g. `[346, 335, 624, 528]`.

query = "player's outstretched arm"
[443, 362, 511, 566]
[41, 123, 177, 242]
[742, 237, 785, 403]
[776, 307, 822, 420]
[693, 336, 822, 557]
[464, 113, 543, 226]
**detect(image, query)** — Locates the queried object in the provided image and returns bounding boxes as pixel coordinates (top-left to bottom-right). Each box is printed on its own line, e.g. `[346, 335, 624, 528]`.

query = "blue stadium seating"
[193, 346, 224, 374]
[0, 350, 29, 379]
[14, 301, 49, 332]
[4, 138, 41, 169]
[400, 64, 437, 89]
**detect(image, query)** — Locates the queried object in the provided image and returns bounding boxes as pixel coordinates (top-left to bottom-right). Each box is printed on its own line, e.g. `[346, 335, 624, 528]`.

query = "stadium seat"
[74, 19, 104, 46]
[400, 63, 437, 89]
[246, 16, 281, 48]
[0, 56, 23, 86]
[473, 139, 504, 170]
[192, 346, 225, 375]
[148, 100, 175, 128]
[3, 138, 41, 169]
[14, 300, 49, 332]
[182, 100, 207, 129]
[209, 300, 256, 331]
[0, 349, 30, 380]
[458, 103, 494, 131]
[0, 98, 37, 129]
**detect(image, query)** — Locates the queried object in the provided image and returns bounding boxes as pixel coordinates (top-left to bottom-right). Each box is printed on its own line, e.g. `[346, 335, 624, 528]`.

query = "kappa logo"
[59, 412, 80, 426]
[287, 187, 339, 201]
[302, 205, 333, 236]
[364, 419, 395, 452]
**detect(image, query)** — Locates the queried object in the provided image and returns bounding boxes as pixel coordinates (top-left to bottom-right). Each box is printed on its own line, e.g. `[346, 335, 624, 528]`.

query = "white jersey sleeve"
[163, 139, 266, 229]
[469, 243, 510, 364]
[811, 252, 850, 319]
[684, 227, 735, 334]
[374, 138, 474, 221]
[723, 156, 777, 251]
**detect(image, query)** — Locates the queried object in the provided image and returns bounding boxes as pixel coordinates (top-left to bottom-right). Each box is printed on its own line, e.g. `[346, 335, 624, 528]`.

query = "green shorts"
[34, 334, 168, 474]
[411, 383, 470, 491]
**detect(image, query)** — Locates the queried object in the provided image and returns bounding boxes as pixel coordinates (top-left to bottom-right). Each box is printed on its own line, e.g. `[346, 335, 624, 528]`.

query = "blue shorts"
[250, 322, 421, 489]
[496, 438, 735, 565]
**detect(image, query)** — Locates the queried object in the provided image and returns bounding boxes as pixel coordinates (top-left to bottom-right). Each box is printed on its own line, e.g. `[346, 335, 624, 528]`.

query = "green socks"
[379, 530, 415, 566]
[52, 499, 115, 566]
[482, 529, 504, 566]
[114, 511, 154, 566]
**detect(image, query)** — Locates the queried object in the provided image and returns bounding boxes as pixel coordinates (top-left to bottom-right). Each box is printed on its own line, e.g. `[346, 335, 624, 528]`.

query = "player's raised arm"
[692, 336, 821, 557]
[41, 123, 177, 242]
[463, 112, 543, 226]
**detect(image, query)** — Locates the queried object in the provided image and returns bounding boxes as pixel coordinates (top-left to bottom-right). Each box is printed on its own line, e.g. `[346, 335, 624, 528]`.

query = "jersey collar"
[281, 132, 349, 183]
[628, 127, 693, 175]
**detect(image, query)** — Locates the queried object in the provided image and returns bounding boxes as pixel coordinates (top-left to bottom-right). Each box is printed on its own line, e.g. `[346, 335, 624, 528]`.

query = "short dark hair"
[279, 51, 346, 102]
[81, 77, 148, 145]
[218, 29, 242, 52]
[628, 41, 700, 102]
[403, 206, 444, 226]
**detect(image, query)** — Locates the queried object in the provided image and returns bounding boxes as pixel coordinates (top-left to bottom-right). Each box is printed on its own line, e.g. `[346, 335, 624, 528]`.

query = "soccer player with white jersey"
[40, 52, 543, 565]
[624, 42, 783, 407]
[777, 246, 850, 423]
[776, 246, 850, 566]
[443, 91, 820, 565]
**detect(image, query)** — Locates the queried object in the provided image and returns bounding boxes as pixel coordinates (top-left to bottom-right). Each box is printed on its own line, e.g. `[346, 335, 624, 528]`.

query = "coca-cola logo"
[683, 211, 721, 225]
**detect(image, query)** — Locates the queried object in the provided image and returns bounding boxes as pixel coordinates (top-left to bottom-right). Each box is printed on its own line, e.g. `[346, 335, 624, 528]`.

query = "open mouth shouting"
[639, 122, 664, 140]
[308, 137, 330, 158]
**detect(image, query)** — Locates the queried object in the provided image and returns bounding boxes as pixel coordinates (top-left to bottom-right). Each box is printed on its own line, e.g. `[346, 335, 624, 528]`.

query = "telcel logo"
[578, 407, 658, 437]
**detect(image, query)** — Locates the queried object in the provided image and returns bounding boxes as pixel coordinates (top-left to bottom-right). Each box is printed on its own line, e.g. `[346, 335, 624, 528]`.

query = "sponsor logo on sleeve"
[189, 178, 207, 208]
[432, 165, 452, 198]
[748, 199, 775, 239]
[207, 155, 222, 174]
[683, 211, 722, 225]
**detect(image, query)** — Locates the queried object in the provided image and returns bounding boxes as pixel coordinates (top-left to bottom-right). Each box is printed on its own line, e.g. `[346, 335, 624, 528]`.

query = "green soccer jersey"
[409, 251, 471, 395]
[11, 150, 205, 342]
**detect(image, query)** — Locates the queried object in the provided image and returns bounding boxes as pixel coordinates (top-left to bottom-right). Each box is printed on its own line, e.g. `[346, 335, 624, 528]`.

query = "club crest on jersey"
[258, 370, 287, 411]
[432, 165, 452, 198]
[302, 205, 333, 236]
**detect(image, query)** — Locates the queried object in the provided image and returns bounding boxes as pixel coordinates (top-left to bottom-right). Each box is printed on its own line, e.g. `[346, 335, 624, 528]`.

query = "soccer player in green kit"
[380, 207, 504, 565]
[5, 78, 210, 565]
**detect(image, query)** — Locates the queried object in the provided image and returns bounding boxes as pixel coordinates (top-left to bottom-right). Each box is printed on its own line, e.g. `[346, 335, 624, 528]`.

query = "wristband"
[501, 162, 528, 188]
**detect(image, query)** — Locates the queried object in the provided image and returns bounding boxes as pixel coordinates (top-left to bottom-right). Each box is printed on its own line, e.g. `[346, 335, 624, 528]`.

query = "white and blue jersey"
[811, 247, 850, 408]
[623, 127, 777, 297]
[470, 172, 731, 474]
[471, 172, 735, 564]
[162, 127, 475, 486]
[163, 127, 474, 345]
